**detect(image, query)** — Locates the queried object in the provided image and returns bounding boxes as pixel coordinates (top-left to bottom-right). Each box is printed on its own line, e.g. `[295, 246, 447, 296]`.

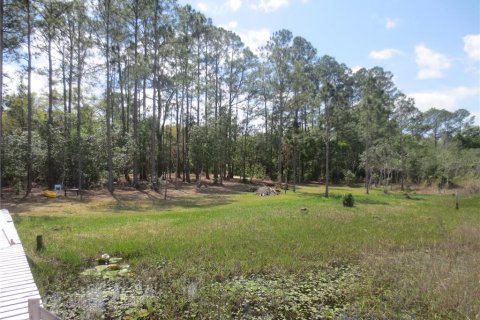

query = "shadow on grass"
[108, 192, 234, 212]
[355, 198, 390, 205]
[294, 191, 343, 200]
[5, 184, 238, 215]
[13, 214, 67, 226]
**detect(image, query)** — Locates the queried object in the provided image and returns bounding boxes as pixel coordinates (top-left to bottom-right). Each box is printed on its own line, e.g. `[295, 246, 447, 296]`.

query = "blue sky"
[179, 0, 480, 123]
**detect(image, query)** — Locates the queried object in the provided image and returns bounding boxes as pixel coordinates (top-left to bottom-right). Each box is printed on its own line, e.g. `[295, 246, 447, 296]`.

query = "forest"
[1, 0, 480, 196]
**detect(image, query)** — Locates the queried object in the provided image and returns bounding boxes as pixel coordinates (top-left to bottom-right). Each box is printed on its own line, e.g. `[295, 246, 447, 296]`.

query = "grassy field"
[5, 183, 480, 319]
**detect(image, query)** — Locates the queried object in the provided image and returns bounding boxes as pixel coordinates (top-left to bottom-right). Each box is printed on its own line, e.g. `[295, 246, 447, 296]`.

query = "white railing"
[28, 299, 61, 320]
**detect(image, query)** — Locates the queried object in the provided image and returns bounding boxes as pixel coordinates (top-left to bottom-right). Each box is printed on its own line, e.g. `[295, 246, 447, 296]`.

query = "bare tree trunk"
[77, 19, 83, 195]
[184, 85, 191, 183]
[60, 44, 67, 186]
[47, 34, 54, 189]
[175, 89, 180, 179]
[213, 56, 219, 182]
[105, 0, 113, 193]
[132, 2, 139, 187]
[26, 0, 33, 196]
[400, 135, 405, 191]
[242, 98, 250, 183]
[195, 40, 201, 181]
[68, 22, 74, 114]
[325, 99, 330, 198]
[204, 35, 210, 180]
[150, 0, 159, 191]
[142, 19, 147, 121]
[115, 47, 126, 138]
[277, 92, 284, 182]
[264, 96, 269, 178]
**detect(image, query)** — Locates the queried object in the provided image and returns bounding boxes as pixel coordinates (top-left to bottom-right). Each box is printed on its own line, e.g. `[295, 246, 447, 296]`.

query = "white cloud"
[409, 86, 480, 113]
[220, 20, 238, 30]
[463, 34, 480, 60]
[237, 28, 271, 54]
[415, 44, 451, 79]
[351, 66, 363, 73]
[369, 48, 401, 60]
[471, 112, 480, 125]
[250, 0, 289, 12]
[196, 2, 208, 12]
[225, 0, 242, 11]
[385, 17, 399, 30]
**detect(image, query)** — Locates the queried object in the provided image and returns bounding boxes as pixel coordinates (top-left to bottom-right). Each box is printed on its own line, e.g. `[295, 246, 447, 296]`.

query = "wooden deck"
[0, 209, 42, 320]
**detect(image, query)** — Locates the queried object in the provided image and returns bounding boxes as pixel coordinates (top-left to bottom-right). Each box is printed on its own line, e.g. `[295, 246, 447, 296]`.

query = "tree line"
[1, 0, 479, 197]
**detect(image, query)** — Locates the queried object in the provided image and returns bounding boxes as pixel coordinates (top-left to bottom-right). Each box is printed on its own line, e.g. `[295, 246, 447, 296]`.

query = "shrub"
[342, 193, 355, 207]
[342, 170, 356, 186]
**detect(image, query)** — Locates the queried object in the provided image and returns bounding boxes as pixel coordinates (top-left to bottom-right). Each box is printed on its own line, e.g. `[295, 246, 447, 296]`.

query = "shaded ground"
[2, 179, 263, 216]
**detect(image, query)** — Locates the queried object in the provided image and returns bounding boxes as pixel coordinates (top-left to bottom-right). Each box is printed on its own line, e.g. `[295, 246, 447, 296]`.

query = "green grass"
[9, 185, 480, 319]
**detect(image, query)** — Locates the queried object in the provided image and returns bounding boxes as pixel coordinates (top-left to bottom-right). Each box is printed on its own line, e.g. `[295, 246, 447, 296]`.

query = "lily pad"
[80, 268, 100, 277]
[103, 270, 120, 279]
[95, 265, 109, 272]
[81, 255, 131, 279]
[109, 257, 123, 264]
[107, 264, 120, 271]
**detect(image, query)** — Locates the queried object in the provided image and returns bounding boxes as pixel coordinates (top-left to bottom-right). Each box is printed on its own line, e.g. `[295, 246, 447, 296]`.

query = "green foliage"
[457, 125, 480, 148]
[342, 193, 355, 207]
[3, 1, 479, 191]
[342, 170, 356, 186]
[1, 130, 46, 190]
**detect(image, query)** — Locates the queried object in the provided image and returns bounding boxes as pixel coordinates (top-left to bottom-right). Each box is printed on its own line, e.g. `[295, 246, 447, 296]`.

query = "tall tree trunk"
[150, 0, 159, 191]
[263, 96, 270, 178]
[61, 45, 67, 184]
[132, 2, 139, 187]
[181, 87, 185, 181]
[365, 123, 371, 195]
[277, 91, 284, 182]
[325, 99, 330, 198]
[194, 40, 201, 181]
[77, 19, 83, 194]
[242, 98, 250, 183]
[68, 21, 74, 114]
[175, 89, 180, 179]
[105, 0, 113, 193]
[196, 41, 200, 126]
[184, 85, 191, 183]
[26, 0, 33, 196]
[126, 56, 130, 133]
[142, 19, 147, 121]
[116, 50, 126, 137]
[400, 134, 405, 191]
[204, 35, 209, 180]
[227, 50, 233, 180]
[213, 55, 219, 182]
[47, 34, 54, 189]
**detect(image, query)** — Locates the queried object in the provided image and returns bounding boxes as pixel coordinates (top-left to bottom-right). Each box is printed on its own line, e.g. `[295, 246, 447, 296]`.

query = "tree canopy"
[1, 0, 478, 195]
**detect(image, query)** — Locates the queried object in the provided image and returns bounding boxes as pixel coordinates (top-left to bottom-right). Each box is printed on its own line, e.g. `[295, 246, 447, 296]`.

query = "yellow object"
[43, 190, 57, 198]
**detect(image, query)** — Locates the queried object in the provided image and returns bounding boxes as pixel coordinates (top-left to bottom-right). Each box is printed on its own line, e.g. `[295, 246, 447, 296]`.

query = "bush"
[342, 170, 356, 186]
[342, 193, 355, 207]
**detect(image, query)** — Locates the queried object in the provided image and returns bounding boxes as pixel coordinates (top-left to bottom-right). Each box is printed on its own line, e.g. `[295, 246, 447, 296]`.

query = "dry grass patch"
[356, 223, 480, 319]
